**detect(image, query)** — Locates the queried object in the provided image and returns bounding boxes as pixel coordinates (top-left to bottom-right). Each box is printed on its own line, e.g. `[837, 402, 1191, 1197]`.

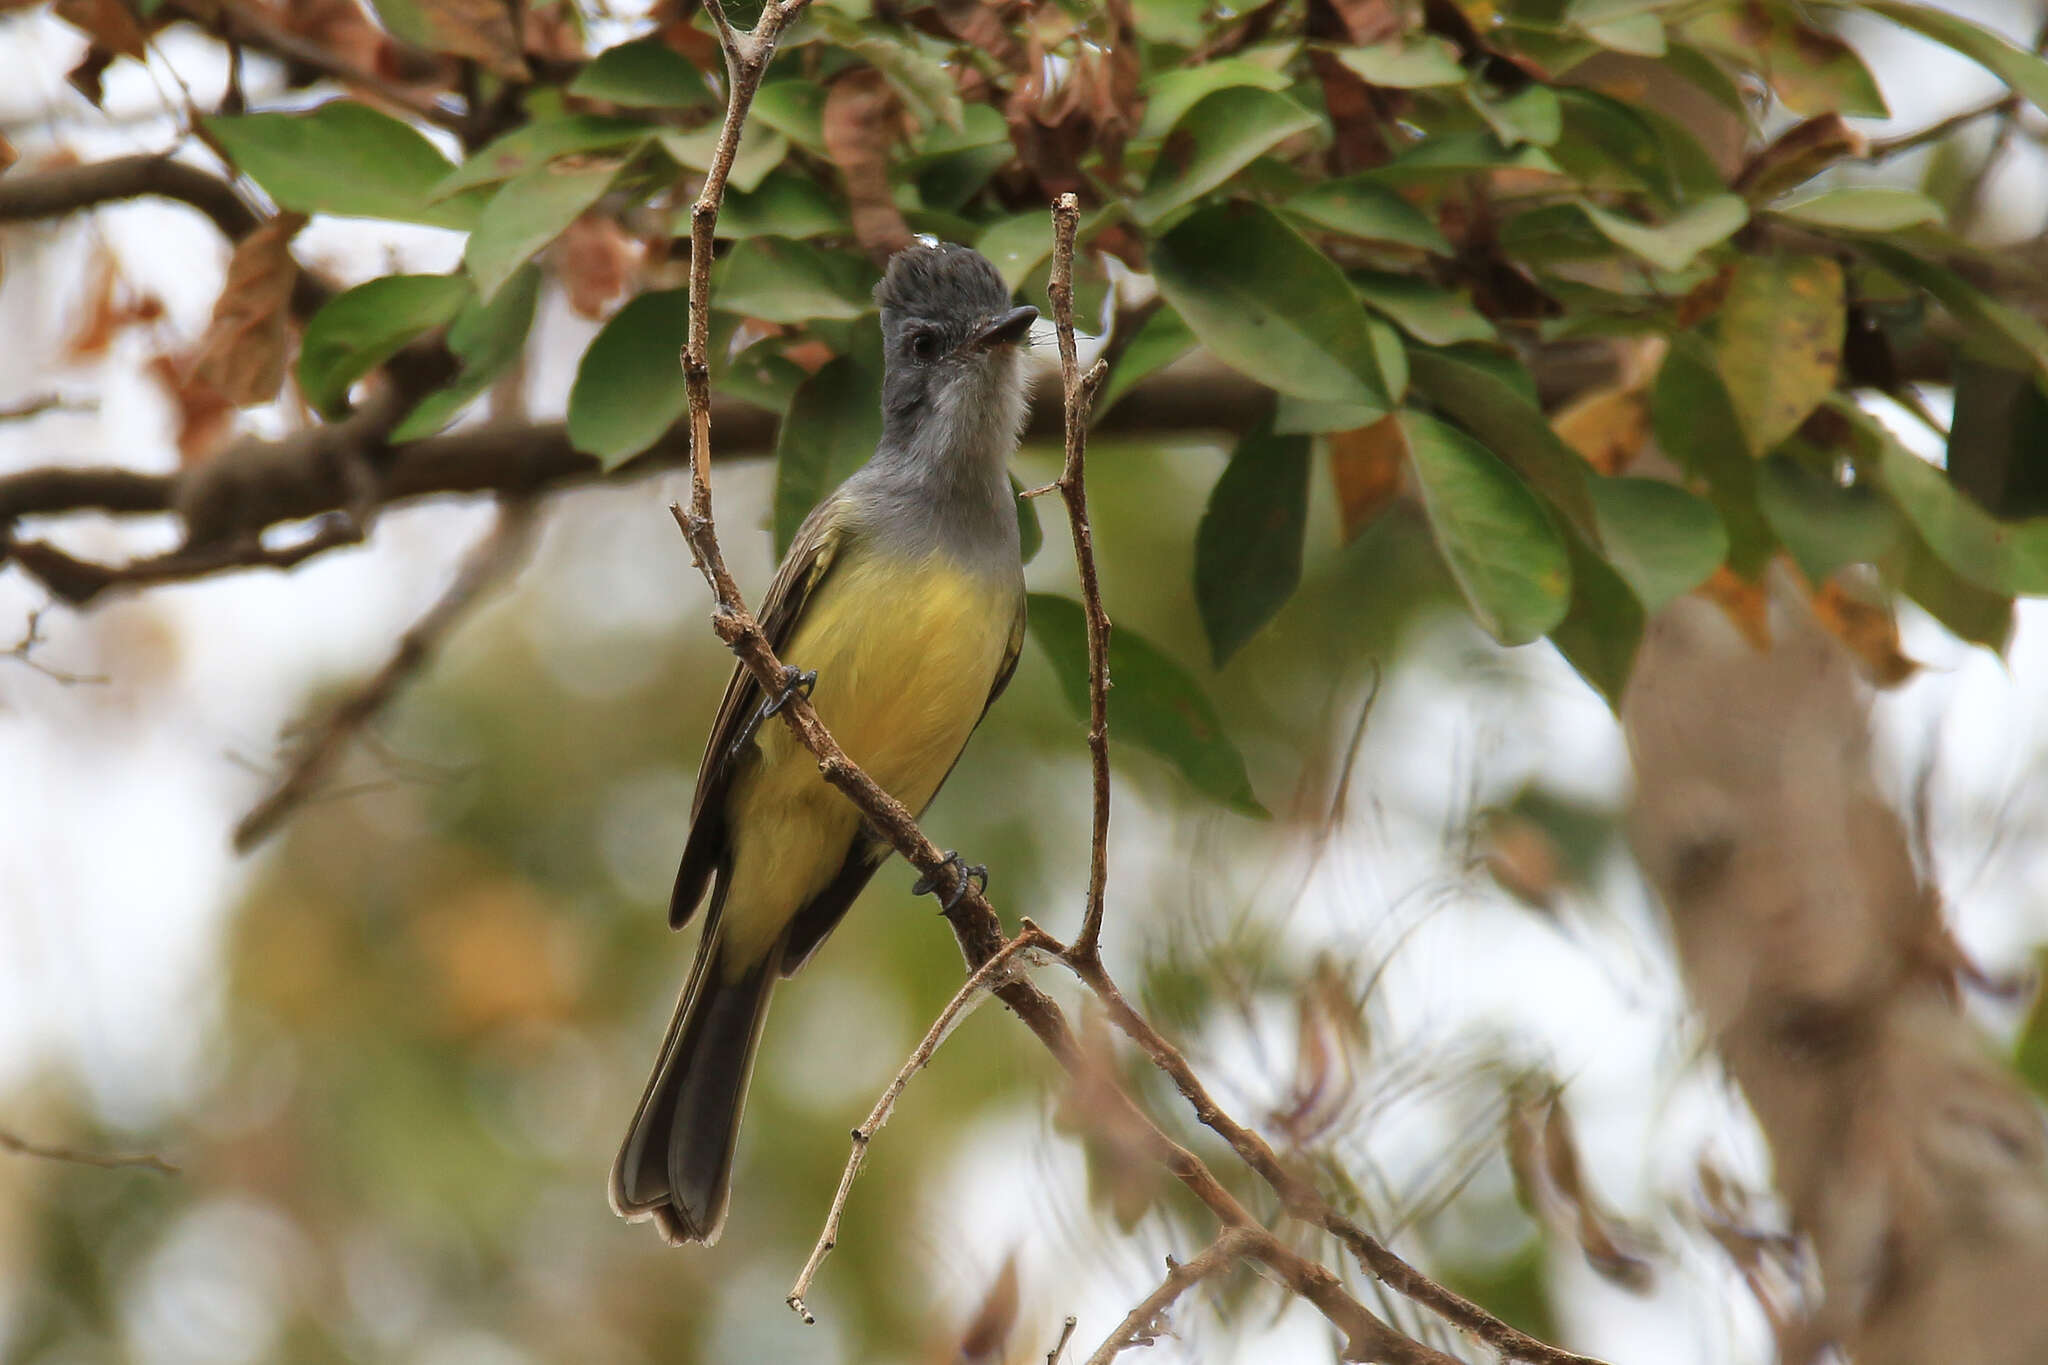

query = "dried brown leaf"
[64, 248, 165, 361]
[1811, 577, 1917, 688]
[552, 212, 641, 320]
[521, 0, 582, 61]
[52, 0, 150, 58]
[823, 68, 913, 264]
[1552, 387, 1649, 475]
[1328, 415, 1406, 541]
[190, 210, 307, 408]
[1698, 565, 1772, 651]
[146, 353, 237, 466]
[418, 0, 529, 80]
[1483, 812, 1564, 910]
[1509, 1083, 1657, 1293]
[953, 1254, 1021, 1364]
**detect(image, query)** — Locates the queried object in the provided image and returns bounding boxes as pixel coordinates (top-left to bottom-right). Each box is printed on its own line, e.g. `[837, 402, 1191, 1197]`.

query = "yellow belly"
[717, 548, 1015, 968]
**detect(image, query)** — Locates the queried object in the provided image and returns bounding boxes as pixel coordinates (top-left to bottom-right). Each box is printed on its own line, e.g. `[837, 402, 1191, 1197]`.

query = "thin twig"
[787, 923, 1056, 1322]
[1047, 1315, 1080, 1364]
[0, 1128, 178, 1175]
[1083, 1227, 1257, 1365]
[1046, 193, 1115, 963]
[3, 607, 109, 686]
[1866, 93, 2017, 160]
[232, 499, 537, 852]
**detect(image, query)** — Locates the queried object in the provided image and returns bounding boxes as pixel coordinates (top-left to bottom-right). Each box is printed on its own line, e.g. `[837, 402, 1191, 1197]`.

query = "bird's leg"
[912, 850, 988, 912]
[727, 665, 818, 760]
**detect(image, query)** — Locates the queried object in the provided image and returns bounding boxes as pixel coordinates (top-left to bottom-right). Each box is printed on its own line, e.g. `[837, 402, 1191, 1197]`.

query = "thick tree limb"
[1625, 580, 2048, 1365]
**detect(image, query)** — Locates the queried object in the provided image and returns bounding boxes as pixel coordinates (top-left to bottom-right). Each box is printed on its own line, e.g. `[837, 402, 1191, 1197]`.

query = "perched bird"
[610, 242, 1037, 1245]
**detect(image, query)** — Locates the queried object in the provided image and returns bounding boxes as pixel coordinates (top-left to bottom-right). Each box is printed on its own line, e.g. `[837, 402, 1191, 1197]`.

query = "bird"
[610, 240, 1038, 1245]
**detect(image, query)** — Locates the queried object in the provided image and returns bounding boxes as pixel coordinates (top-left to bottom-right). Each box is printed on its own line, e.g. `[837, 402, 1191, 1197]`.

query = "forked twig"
[787, 923, 1057, 1321]
[1083, 1227, 1257, 1365]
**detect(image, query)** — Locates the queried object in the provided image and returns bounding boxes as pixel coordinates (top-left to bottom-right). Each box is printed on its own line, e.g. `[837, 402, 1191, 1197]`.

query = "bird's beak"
[969, 305, 1038, 351]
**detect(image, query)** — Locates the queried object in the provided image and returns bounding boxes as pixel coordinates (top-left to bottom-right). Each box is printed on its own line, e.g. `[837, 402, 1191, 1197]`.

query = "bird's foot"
[913, 850, 987, 912]
[729, 665, 817, 758]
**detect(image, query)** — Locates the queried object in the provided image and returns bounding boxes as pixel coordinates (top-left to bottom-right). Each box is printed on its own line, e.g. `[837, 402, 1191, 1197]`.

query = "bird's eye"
[908, 330, 938, 361]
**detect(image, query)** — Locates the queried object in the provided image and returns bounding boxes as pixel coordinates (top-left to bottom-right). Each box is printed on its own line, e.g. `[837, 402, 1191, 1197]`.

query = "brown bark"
[1624, 578, 2048, 1365]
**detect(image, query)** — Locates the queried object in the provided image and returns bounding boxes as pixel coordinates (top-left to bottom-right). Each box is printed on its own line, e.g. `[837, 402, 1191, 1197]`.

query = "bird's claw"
[730, 665, 818, 759]
[913, 850, 987, 912]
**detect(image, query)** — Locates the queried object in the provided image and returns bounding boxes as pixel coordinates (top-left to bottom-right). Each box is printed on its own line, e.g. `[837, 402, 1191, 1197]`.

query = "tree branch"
[0, 153, 259, 239]
[1043, 193, 1114, 963]
[787, 923, 1057, 1322]
[1082, 1226, 1258, 1365]
[230, 497, 537, 852]
[0, 1128, 178, 1175]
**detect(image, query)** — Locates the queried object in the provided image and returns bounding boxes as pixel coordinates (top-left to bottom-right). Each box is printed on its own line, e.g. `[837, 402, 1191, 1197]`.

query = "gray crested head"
[872, 241, 1036, 481]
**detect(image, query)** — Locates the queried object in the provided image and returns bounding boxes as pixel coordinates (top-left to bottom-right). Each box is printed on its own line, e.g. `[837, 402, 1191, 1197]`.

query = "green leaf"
[1548, 526, 1645, 708]
[657, 121, 790, 194]
[433, 115, 650, 198]
[2015, 954, 2048, 1101]
[1132, 86, 1322, 227]
[1650, 336, 1774, 574]
[718, 171, 846, 240]
[1137, 59, 1292, 140]
[1756, 452, 1904, 581]
[1353, 272, 1495, 347]
[465, 157, 623, 303]
[1580, 12, 1666, 56]
[1337, 36, 1467, 88]
[1681, 6, 1888, 118]
[714, 237, 872, 324]
[1368, 133, 1564, 184]
[1858, 240, 2048, 389]
[298, 274, 470, 418]
[1282, 178, 1452, 254]
[1902, 533, 2013, 652]
[1586, 476, 1726, 611]
[774, 332, 882, 554]
[975, 213, 1056, 294]
[1865, 413, 2048, 594]
[391, 264, 541, 441]
[569, 37, 714, 109]
[1151, 201, 1388, 410]
[566, 287, 689, 469]
[1027, 593, 1266, 816]
[749, 80, 828, 152]
[208, 102, 473, 227]
[1770, 187, 1944, 233]
[1406, 348, 1600, 542]
[1832, 1, 2048, 117]
[1095, 307, 1196, 423]
[1469, 79, 1563, 148]
[1194, 420, 1310, 666]
[1712, 255, 1845, 455]
[1014, 475, 1043, 566]
[716, 337, 809, 414]
[1578, 194, 1747, 272]
[1401, 411, 1572, 645]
